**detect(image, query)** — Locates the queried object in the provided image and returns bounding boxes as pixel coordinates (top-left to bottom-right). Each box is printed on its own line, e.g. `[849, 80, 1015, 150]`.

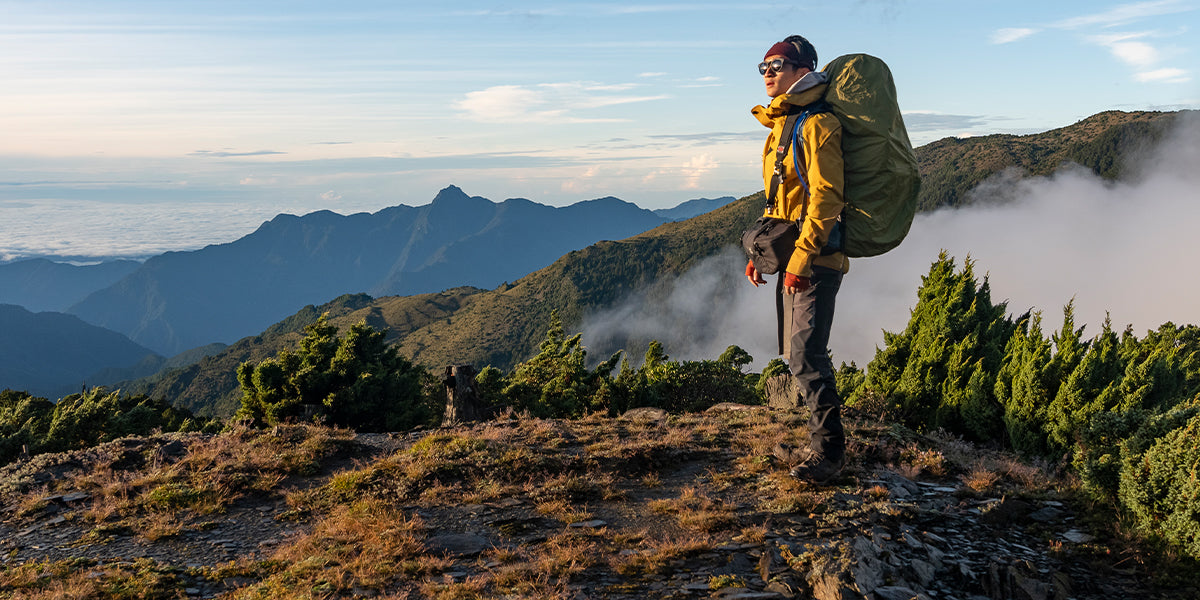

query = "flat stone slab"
[425, 533, 490, 557]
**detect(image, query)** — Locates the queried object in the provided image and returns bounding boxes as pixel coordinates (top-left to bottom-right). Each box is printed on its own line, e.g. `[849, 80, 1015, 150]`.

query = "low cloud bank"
[0, 200, 281, 263]
[584, 112, 1200, 369]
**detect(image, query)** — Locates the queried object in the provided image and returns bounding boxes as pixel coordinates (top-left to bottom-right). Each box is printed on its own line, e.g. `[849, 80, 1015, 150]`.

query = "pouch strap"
[775, 272, 786, 355]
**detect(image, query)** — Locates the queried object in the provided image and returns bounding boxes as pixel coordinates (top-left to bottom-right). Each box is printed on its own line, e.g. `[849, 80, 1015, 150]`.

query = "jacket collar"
[752, 71, 828, 127]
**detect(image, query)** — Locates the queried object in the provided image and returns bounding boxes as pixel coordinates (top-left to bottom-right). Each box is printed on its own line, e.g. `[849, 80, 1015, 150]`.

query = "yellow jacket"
[752, 83, 849, 277]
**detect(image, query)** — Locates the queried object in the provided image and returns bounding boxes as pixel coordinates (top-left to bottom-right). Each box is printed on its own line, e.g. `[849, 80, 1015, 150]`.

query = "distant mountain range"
[58, 187, 732, 356]
[0, 304, 162, 399]
[651, 196, 736, 221]
[0, 259, 140, 313]
[0, 190, 731, 397]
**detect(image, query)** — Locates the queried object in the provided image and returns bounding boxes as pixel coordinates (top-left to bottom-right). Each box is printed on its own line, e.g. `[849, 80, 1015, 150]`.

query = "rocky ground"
[1, 406, 1196, 600]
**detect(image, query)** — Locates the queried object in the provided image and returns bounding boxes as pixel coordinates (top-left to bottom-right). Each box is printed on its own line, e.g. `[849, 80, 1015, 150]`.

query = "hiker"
[746, 35, 848, 484]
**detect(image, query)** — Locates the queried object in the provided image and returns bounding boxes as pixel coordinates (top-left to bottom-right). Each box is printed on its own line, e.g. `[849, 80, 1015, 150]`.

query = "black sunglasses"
[758, 58, 795, 75]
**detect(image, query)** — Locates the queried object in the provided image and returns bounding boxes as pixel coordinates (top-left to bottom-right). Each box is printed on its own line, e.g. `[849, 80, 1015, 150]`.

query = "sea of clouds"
[582, 112, 1200, 368]
[0, 199, 286, 264]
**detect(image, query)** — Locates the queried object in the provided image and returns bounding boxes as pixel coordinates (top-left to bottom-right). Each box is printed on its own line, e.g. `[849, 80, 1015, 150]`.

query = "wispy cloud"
[449, 8, 565, 18]
[239, 176, 279, 186]
[1054, 0, 1194, 29]
[681, 154, 717, 189]
[455, 82, 668, 124]
[991, 27, 1038, 44]
[1137, 67, 1191, 82]
[1090, 32, 1163, 66]
[902, 112, 991, 132]
[457, 85, 559, 122]
[606, 4, 772, 15]
[190, 150, 287, 157]
[641, 153, 719, 189]
[680, 75, 722, 88]
[648, 132, 760, 144]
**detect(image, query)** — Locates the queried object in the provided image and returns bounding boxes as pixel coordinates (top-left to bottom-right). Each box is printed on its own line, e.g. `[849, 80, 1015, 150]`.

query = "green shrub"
[236, 314, 435, 431]
[835, 361, 865, 403]
[1117, 400, 1200, 559]
[0, 388, 207, 466]
[1075, 408, 1149, 503]
[0, 390, 55, 463]
[611, 342, 759, 414]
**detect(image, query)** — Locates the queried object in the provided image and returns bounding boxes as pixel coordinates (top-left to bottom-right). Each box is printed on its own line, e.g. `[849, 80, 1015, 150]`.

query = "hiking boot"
[789, 453, 845, 485]
[773, 443, 813, 465]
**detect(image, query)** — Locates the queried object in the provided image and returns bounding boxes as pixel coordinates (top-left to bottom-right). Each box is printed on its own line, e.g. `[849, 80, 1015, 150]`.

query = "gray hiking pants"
[783, 265, 845, 460]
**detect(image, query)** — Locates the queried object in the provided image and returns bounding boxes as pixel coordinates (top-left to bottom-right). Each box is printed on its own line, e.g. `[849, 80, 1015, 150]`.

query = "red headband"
[764, 41, 801, 63]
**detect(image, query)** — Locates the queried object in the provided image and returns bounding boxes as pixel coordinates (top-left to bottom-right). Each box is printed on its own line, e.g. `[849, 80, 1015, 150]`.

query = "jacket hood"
[752, 71, 828, 127]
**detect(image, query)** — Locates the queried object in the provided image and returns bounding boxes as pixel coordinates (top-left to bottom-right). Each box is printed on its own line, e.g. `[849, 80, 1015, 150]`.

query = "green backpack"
[820, 54, 920, 257]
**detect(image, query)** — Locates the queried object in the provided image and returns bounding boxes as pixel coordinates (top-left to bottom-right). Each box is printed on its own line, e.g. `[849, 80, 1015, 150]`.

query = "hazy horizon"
[0, 187, 735, 265]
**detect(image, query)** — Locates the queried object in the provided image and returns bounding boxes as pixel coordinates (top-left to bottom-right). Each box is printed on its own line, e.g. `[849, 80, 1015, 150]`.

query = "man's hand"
[784, 272, 810, 294]
[746, 260, 767, 287]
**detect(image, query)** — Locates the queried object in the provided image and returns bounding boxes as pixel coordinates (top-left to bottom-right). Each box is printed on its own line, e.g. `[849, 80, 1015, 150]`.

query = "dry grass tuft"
[738, 523, 770, 544]
[753, 471, 818, 514]
[611, 533, 715, 576]
[962, 464, 1001, 493]
[0, 558, 184, 599]
[864, 484, 891, 500]
[239, 498, 433, 597]
[535, 499, 593, 525]
[648, 486, 737, 533]
[998, 456, 1053, 490]
[898, 444, 947, 479]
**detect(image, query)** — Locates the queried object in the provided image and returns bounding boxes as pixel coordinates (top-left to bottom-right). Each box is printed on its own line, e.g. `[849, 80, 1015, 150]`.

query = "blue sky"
[2, 0, 1198, 261]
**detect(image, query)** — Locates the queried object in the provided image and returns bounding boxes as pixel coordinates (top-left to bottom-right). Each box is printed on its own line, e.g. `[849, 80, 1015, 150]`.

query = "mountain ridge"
[65, 186, 673, 356]
[0, 304, 162, 399]
[0, 259, 140, 313]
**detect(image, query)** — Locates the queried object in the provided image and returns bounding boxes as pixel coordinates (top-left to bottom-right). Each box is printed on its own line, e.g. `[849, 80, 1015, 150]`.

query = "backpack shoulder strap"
[767, 111, 802, 210]
[790, 101, 833, 197]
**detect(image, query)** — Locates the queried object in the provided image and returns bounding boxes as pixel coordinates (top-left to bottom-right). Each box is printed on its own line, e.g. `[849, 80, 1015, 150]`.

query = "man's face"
[762, 54, 806, 98]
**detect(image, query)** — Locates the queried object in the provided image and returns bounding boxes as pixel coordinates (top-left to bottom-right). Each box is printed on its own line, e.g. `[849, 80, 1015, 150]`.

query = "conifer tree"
[1049, 317, 1124, 452]
[1048, 301, 1089, 388]
[502, 311, 621, 418]
[862, 253, 1017, 440]
[1112, 323, 1200, 414]
[718, 345, 753, 371]
[39, 388, 199, 456]
[995, 313, 1055, 455]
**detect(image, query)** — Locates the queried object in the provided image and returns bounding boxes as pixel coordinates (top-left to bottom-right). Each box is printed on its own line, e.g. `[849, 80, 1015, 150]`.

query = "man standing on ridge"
[746, 36, 848, 484]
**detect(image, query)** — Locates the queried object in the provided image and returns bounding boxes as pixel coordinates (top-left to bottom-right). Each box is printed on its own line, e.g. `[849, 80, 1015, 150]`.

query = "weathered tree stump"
[765, 373, 800, 410]
[443, 364, 486, 424]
